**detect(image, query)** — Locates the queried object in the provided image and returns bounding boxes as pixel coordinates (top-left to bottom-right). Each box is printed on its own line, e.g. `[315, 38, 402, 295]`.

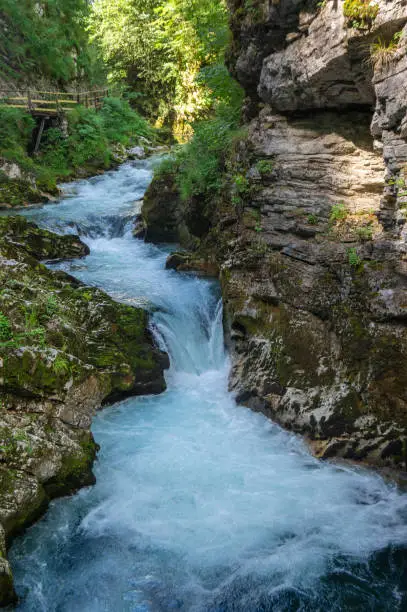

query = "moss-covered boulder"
[0, 176, 47, 209]
[0, 218, 168, 605]
[0, 216, 89, 260]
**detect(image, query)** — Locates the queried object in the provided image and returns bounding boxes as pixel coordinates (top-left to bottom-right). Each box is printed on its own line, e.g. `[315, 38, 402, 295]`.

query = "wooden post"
[34, 117, 46, 155]
[27, 90, 32, 112]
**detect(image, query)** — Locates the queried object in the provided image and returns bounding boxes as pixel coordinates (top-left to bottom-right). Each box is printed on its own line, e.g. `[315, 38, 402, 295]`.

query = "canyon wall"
[143, 0, 407, 475]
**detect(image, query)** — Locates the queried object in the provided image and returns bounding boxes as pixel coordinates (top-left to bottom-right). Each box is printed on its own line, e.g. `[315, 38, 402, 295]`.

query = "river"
[8, 159, 407, 611]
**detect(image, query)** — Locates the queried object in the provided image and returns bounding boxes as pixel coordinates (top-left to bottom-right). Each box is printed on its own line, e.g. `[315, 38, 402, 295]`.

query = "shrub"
[370, 36, 399, 70]
[67, 106, 110, 170]
[330, 202, 348, 223]
[0, 312, 12, 341]
[100, 97, 155, 145]
[0, 106, 35, 158]
[173, 116, 242, 201]
[36, 128, 70, 189]
[343, 0, 379, 29]
[348, 247, 361, 267]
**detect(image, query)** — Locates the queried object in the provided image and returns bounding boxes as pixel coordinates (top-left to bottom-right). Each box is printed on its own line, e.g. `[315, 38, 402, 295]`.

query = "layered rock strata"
[142, 0, 407, 477]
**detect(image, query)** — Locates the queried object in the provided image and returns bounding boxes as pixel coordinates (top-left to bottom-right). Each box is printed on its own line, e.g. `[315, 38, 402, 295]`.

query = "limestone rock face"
[227, 0, 305, 96]
[0, 217, 168, 605]
[143, 0, 407, 476]
[218, 0, 407, 473]
[203, 106, 407, 473]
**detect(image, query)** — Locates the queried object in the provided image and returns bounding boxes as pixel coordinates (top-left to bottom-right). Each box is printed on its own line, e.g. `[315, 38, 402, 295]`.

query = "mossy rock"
[44, 432, 98, 498]
[0, 216, 169, 601]
[0, 176, 46, 209]
[0, 216, 89, 260]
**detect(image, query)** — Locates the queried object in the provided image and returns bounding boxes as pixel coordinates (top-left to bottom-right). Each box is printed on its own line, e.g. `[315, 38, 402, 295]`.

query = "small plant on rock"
[330, 202, 348, 223]
[370, 35, 399, 70]
[233, 173, 250, 195]
[256, 159, 274, 175]
[45, 294, 59, 317]
[26, 327, 47, 348]
[343, 0, 379, 29]
[356, 225, 373, 241]
[348, 247, 361, 267]
[388, 174, 407, 197]
[307, 214, 318, 225]
[0, 312, 12, 342]
[53, 354, 71, 376]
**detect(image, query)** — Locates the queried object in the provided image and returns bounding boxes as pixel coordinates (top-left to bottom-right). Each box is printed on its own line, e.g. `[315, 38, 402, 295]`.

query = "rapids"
[9, 159, 407, 611]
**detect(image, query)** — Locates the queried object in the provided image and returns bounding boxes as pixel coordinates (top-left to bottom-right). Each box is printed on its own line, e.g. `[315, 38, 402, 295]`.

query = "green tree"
[89, 0, 232, 139]
[0, 0, 102, 83]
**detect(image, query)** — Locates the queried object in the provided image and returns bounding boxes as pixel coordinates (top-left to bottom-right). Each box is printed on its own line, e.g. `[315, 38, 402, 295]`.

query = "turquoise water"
[9, 160, 407, 611]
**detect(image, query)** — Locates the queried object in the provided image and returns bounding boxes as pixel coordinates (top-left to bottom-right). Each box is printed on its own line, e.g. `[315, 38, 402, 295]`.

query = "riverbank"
[0, 96, 165, 211]
[0, 213, 168, 605]
[141, 107, 407, 478]
[6, 158, 407, 611]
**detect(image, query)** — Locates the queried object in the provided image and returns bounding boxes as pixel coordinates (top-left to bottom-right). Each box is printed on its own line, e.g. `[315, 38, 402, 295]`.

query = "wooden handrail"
[0, 88, 109, 115]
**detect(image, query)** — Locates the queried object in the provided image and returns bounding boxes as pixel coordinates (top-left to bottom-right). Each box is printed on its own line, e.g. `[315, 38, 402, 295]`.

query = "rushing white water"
[9, 160, 407, 611]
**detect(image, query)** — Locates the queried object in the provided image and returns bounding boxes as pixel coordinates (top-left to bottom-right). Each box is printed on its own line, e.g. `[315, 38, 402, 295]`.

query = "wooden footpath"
[0, 89, 109, 116]
[0, 88, 109, 153]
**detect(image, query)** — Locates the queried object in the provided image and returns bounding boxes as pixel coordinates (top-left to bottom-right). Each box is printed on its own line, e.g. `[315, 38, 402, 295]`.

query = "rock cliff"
[0, 217, 168, 605]
[143, 0, 407, 476]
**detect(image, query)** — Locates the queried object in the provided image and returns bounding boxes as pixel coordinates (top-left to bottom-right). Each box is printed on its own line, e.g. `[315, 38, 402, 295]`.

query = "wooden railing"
[0, 89, 109, 115]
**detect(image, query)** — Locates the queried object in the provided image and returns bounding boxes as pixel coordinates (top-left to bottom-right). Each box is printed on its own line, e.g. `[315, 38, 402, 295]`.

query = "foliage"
[100, 97, 155, 145]
[356, 225, 373, 241]
[234, 174, 250, 194]
[66, 106, 110, 170]
[370, 35, 399, 70]
[330, 202, 348, 223]
[0, 97, 154, 193]
[347, 247, 361, 267]
[388, 173, 407, 197]
[343, 0, 379, 29]
[0, 312, 12, 342]
[89, 0, 233, 138]
[53, 355, 71, 376]
[45, 295, 59, 317]
[307, 214, 318, 225]
[168, 100, 244, 201]
[256, 159, 274, 175]
[176, 117, 232, 198]
[0, 0, 103, 83]
[0, 107, 35, 161]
